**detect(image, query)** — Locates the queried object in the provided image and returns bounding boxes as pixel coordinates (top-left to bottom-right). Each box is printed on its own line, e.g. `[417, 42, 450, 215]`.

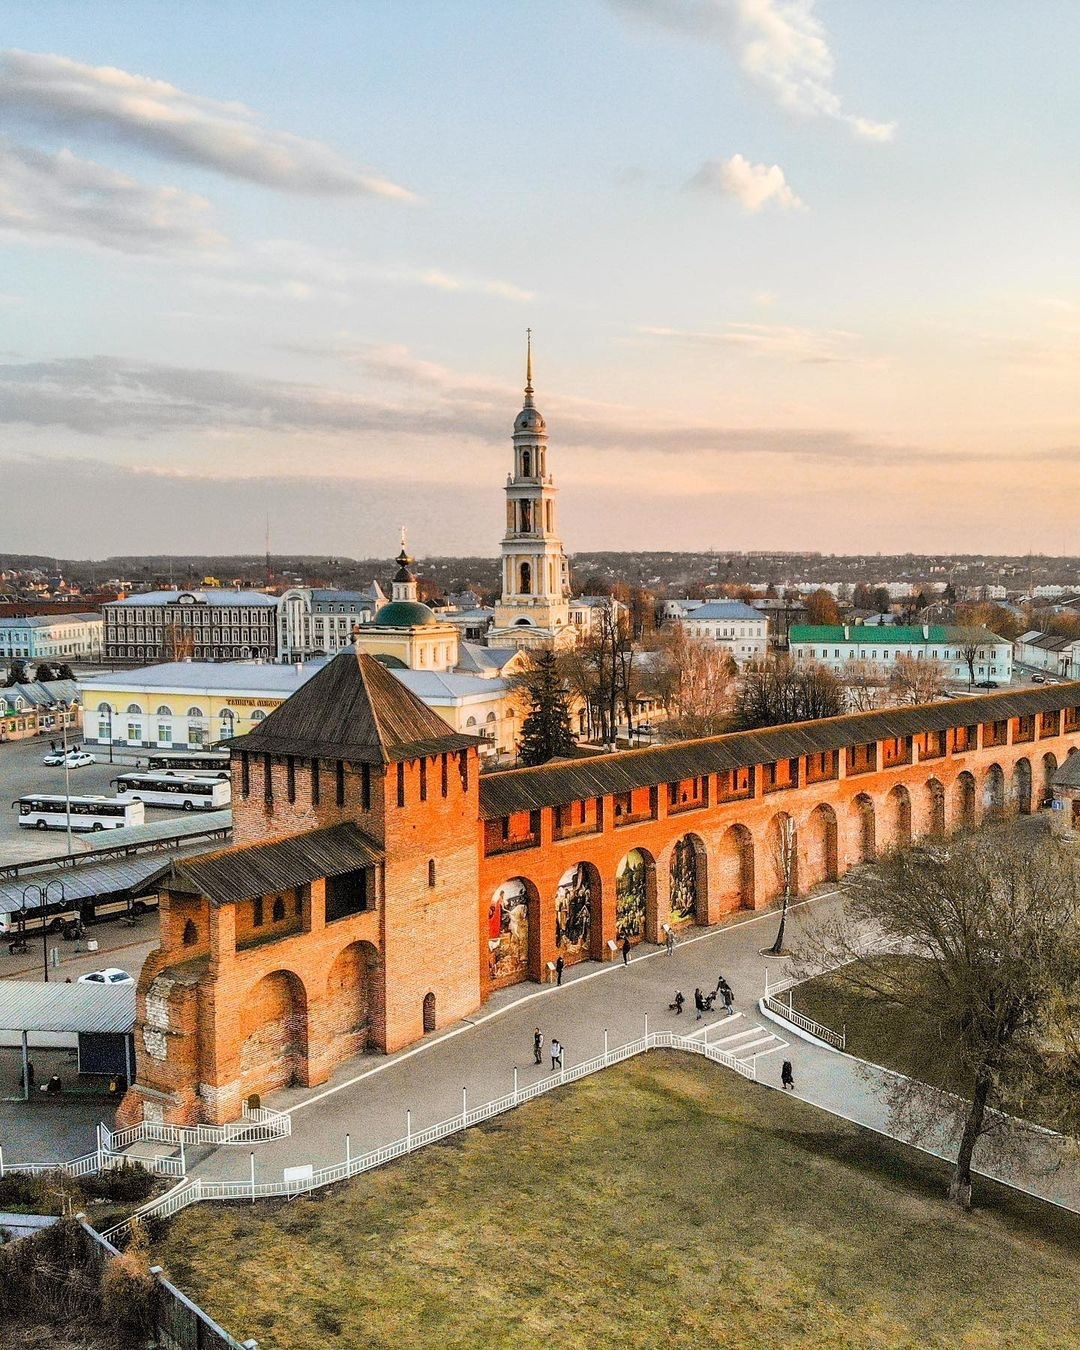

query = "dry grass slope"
[153, 1053, 1079, 1349]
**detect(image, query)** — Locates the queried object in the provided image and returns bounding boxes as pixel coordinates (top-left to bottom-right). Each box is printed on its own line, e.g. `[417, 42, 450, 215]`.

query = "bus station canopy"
[0, 981, 135, 1034]
[0, 854, 174, 915]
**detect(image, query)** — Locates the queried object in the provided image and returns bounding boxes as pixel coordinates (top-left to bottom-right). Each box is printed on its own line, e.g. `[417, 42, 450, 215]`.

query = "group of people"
[533, 1026, 565, 1071]
[669, 974, 735, 1020]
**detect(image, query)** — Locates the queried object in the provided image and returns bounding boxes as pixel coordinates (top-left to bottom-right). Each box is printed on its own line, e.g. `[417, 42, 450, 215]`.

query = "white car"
[42, 750, 96, 768]
[78, 968, 135, 986]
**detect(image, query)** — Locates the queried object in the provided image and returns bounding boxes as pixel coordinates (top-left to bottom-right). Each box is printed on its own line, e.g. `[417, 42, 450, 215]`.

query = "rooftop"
[789, 625, 1004, 646]
[231, 650, 479, 763]
[684, 601, 763, 621]
[0, 981, 134, 1035]
[478, 682, 1080, 818]
[80, 661, 328, 695]
[109, 590, 279, 607]
[0, 613, 101, 628]
[163, 821, 382, 905]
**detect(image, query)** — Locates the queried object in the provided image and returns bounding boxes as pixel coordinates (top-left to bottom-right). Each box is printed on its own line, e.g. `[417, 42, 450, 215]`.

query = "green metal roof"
[789, 625, 1002, 646]
[372, 599, 440, 628]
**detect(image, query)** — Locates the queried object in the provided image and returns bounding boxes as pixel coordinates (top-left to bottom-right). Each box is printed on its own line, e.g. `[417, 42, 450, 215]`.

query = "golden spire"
[525, 327, 533, 395]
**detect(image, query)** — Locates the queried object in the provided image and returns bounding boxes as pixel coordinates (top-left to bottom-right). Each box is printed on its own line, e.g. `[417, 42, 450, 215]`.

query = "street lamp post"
[60, 701, 73, 859]
[21, 880, 66, 981]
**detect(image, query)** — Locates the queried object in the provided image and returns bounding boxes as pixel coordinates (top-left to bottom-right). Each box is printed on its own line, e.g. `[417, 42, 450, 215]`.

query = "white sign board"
[283, 1164, 314, 1185]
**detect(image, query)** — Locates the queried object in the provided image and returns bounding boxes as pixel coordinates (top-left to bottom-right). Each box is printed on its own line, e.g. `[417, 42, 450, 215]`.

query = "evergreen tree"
[518, 651, 575, 766]
[55, 663, 76, 682]
[4, 659, 28, 687]
[34, 662, 57, 682]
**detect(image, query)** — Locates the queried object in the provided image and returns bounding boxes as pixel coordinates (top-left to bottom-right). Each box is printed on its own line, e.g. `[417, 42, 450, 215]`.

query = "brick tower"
[121, 651, 482, 1126]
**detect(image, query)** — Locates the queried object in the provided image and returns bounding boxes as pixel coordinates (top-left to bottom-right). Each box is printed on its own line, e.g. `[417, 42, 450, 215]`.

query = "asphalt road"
[0, 734, 178, 864]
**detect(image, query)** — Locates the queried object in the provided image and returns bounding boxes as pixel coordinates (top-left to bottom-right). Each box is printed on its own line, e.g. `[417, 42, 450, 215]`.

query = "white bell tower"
[490, 332, 571, 648]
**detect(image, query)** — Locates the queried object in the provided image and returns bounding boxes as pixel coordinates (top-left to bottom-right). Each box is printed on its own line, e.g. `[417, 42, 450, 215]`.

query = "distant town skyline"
[2, 2, 1079, 558]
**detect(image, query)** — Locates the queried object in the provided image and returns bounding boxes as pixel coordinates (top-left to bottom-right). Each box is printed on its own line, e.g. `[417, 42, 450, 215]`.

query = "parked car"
[77, 968, 135, 985]
[42, 750, 96, 768]
[1031, 674, 1045, 684]
[975, 680, 1000, 689]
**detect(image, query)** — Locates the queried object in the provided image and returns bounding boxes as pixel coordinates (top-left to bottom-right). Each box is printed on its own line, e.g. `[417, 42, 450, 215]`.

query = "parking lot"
[0, 735, 181, 864]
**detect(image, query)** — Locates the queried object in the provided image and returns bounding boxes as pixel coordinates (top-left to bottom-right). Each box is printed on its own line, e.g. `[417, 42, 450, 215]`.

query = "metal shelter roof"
[0, 853, 175, 915]
[0, 982, 135, 1034]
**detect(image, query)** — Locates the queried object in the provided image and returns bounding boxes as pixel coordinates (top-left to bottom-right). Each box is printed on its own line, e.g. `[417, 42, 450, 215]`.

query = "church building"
[489, 334, 574, 649]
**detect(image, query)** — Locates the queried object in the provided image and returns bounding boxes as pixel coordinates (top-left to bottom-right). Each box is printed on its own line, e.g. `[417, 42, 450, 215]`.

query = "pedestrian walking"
[621, 936, 631, 965]
[550, 1038, 563, 1071]
[665, 927, 676, 955]
[669, 991, 685, 1014]
[781, 1060, 795, 1091]
[694, 987, 705, 1021]
[555, 955, 565, 986]
[718, 976, 734, 1016]
[533, 1027, 544, 1065]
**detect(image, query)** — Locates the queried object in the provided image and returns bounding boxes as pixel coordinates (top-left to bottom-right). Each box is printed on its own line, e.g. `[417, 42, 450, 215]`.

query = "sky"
[2, 1, 1079, 561]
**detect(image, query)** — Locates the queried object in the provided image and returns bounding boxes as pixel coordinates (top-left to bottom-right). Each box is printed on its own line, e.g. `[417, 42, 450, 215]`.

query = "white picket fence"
[102, 1103, 290, 1151]
[762, 993, 846, 1050]
[100, 1032, 755, 1240]
[0, 1103, 291, 1186]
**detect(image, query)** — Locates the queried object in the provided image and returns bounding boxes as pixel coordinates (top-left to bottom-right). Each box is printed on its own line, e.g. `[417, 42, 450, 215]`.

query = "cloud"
[187, 238, 535, 305]
[610, 0, 895, 141]
[0, 351, 928, 465]
[637, 321, 860, 364]
[690, 153, 804, 211]
[0, 138, 225, 254]
[0, 48, 416, 199]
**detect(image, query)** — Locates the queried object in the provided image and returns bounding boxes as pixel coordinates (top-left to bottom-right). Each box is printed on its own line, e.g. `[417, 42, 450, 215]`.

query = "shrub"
[88, 1163, 157, 1204]
[100, 1221, 159, 1341]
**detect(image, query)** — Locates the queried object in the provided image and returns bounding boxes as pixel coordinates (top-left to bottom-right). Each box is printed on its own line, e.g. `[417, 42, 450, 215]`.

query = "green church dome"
[373, 599, 440, 628]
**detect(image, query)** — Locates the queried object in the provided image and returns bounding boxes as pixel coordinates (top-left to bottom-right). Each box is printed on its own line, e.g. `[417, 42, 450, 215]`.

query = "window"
[127, 722, 140, 741]
[241, 752, 250, 798]
[157, 723, 170, 743]
[397, 761, 405, 808]
[311, 757, 320, 805]
[253, 897, 264, 927]
[325, 869, 371, 922]
[336, 760, 345, 807]
[361, 762, 371, 811]
[428, 859, 436, 888]
[182, 919, 198, 946]
[263, 753, 273, 803]
[156, 705, 172, 717]
[272, 895, 285, 922]
[419, 758, 427, 801]
[126, 703, 141, 714]
[187, 707, 204, 719]
[441, 754, 448, 797]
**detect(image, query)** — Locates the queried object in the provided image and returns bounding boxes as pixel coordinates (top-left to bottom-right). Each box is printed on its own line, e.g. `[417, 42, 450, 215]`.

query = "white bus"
[146, 751, 230, 779]
[111, 772, 231, 812]
[13, 795, 146, 833]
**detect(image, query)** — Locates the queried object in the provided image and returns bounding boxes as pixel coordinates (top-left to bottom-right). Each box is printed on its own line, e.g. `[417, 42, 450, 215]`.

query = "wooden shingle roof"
[230, 651, 478, 764]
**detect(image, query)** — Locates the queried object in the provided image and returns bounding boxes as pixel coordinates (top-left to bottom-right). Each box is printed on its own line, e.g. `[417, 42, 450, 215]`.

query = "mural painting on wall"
[615, 850, 647, 941]
[488, 879, 529, 984]
[554, 862, 592, 959]
[669, 836, 698, 924]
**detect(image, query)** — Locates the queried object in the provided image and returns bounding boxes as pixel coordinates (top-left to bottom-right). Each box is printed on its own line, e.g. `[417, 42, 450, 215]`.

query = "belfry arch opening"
[519, 561, 532, 595]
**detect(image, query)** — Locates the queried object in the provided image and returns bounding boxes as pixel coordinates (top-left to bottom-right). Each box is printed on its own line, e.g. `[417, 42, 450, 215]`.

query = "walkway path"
[186, 891, 1079, 1213]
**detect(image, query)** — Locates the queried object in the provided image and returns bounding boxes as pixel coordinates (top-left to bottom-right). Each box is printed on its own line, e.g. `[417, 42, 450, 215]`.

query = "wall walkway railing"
[762, 993, 846, 1050]
[100, 1032, 754, 1241]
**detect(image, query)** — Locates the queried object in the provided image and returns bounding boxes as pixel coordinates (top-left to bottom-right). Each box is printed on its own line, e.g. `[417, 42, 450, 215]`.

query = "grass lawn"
[791, 956, 961, 1092]
[152, 1052, 1079, 1349]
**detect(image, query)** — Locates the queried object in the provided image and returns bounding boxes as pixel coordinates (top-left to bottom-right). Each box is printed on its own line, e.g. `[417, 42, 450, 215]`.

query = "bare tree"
[888, 653, 947, 705]
[647, 627, 737, 741]
[842, 658, 883, 712]
[734, 657, 845, 730]
[956, 626, 987, 688]
[768, 813, 797, 955]
[797, 828, 1080, 1209]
